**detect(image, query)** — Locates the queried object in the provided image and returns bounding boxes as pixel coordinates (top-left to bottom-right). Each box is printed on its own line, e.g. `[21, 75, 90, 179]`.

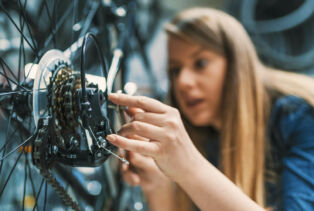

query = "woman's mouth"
[185, 99, 204, 109]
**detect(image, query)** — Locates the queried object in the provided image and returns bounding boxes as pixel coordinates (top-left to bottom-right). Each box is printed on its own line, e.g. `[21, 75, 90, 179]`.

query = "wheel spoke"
[0, 4, 39, 56]
[0, 60, 14, 91]
[0, 90, 31, 96]
[32, 178, 45, 211]
[0, 59, 30, 91]
[0, 58, 19, 82]
[71, 0, 79, 60]
[22, 153, 28, 211]
[26, 156, 37, 198]
[44, 181, 48, 211]
[0, 134, 35, 162]
[40, 4, 74, 55]
[18, 35, 23, 85]
[43, 0, 56, 48]
[17, 0, 27, 85]
[0, 102, 15, 176]
[0, 149, 23, 198]
[18, 0, 39, 52]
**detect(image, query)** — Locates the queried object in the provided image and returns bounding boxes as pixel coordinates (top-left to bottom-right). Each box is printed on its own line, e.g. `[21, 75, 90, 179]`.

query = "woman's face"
[168, 36, 227, 127]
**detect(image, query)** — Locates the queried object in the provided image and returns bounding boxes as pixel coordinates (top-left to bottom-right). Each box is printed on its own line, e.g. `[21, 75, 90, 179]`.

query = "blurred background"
[127, 0, 314, 101]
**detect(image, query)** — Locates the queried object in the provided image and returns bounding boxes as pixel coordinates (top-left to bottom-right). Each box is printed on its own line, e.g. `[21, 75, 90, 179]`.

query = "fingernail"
[134, 177, 140, 185]
[106, 134, 116, 142]
[121, 164, 128, 170]
[109, 93, 118, 99]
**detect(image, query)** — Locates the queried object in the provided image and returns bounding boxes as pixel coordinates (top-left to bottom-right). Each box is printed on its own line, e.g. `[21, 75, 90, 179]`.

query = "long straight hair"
[165, 8, 314, 207]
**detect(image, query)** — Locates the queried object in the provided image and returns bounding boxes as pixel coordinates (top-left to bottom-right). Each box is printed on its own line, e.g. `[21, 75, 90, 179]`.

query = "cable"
[80, 32, 108, 126]
[80, 32, 108, 100]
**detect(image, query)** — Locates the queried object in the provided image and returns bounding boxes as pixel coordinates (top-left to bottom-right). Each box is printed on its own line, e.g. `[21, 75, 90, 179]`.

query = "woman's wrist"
[144, 181, 177, 211]
[172, 146, 206, 184]
[142, 176, 173, 195]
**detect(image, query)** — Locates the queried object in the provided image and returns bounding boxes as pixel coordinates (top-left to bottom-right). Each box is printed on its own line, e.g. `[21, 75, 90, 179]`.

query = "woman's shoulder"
[267, 97, 314, 210]
[271, 95, 312, 114]
[269, 95, 314, 147]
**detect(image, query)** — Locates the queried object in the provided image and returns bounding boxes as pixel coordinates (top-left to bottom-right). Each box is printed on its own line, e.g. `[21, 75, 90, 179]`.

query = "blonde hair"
[165, 8, 314, 208]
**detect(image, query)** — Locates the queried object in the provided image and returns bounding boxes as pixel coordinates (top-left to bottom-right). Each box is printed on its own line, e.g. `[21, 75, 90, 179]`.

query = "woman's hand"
[119, 144, 172, 194]
[107, 93, 203, 182]
[118, 106, 177, 211]
[108, 93, 265, 211]
[119, 107, 173, 193]
[120, 150, 176, 211]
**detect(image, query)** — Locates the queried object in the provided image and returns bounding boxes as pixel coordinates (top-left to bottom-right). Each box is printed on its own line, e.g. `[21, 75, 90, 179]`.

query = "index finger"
[106, 134, 158, 157]
[109, 93, 168, 113]
[126, 106, 144, 117]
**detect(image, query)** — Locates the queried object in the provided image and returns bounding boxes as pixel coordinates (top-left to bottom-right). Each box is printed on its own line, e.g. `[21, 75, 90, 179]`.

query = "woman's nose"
[177, 68, 196, 90]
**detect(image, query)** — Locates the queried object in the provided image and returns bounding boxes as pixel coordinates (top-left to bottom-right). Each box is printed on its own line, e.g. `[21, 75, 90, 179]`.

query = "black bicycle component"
[31, 57, 114, 167]
[0, 0, 161, 210]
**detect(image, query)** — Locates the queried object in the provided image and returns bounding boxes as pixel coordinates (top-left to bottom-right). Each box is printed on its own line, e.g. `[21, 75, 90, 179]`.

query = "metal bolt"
[52, 145, 58, 154]
[70, 137, 79, 148]
[101, 141, 107, 148]
[98, 136, 107, 148]
[73, 139, 79, 147]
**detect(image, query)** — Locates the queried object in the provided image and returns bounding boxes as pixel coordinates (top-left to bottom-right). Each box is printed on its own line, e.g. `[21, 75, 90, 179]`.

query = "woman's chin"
[187, 114, 212, 127]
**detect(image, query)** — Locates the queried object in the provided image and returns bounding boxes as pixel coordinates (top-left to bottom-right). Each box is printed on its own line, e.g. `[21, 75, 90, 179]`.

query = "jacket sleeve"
[272, 96, 314, 211]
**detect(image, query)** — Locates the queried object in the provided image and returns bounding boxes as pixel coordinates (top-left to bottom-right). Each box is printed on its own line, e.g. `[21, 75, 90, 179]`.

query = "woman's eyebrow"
[191, 48, 206, 57]
[168, 48, 206, 65]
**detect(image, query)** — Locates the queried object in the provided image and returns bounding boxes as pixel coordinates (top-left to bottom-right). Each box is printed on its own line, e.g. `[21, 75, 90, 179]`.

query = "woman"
[107, 8, 314, 210]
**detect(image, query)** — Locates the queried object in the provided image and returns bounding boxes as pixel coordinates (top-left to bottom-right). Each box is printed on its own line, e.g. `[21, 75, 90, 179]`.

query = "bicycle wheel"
[0, 0, 142, 210]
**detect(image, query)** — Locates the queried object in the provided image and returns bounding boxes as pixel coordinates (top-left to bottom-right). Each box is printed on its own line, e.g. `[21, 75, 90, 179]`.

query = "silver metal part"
[107, 49, 123, 94]
[33, 49, 71, 127]
[101, 146, 129, 165]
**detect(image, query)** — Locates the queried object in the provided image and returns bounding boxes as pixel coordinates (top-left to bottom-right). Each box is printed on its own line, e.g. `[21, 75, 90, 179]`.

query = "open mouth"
[185, 99, 204, 109]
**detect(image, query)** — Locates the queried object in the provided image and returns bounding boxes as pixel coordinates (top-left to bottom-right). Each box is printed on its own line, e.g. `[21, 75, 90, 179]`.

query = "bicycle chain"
[33, 124, 81, 211]
[33, 66, 84, 210]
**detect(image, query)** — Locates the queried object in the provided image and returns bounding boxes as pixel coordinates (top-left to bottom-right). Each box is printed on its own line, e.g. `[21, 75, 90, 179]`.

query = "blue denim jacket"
[204, 95, 314, 210]
[266, 95, 314, 210]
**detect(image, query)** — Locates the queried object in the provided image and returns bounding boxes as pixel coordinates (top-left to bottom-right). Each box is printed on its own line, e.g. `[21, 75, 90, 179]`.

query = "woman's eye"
[194, 59, 208, 70]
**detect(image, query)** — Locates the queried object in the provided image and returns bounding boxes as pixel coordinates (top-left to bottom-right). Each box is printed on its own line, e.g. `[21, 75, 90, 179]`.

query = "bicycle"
[0, 0, 162, 210]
